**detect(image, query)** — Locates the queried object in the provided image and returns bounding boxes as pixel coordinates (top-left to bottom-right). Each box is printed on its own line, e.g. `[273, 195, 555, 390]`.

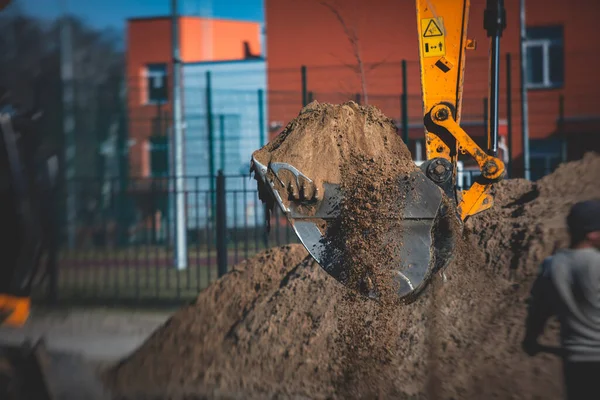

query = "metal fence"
[30, 161, 567, 306]
[122, 55, 595, 184]
[33, 173, 298, 305]
[29, 52, 598, 306]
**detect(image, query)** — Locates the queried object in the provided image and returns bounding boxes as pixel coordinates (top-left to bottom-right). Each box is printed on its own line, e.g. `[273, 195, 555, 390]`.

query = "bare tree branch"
[318, 0, 368, 104]
[328, 51, 360, 74]
[337, 80, 361, 100]
[365, 53, 394, 73]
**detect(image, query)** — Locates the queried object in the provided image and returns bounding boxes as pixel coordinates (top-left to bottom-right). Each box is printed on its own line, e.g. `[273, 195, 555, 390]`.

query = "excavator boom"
[417, 0, 506, 219]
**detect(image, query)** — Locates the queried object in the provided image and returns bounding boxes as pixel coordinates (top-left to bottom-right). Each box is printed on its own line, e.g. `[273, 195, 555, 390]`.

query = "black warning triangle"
[423, 19, 443, 37]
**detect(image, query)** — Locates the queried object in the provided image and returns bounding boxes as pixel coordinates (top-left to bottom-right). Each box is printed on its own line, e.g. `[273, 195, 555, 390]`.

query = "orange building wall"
[126, 17, 262, 176]
[211, 20, 262, 60]
[265, 0, 600, 170]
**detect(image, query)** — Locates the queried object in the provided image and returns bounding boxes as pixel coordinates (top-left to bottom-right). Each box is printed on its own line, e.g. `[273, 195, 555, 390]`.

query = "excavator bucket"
[251, 157, 457, 303]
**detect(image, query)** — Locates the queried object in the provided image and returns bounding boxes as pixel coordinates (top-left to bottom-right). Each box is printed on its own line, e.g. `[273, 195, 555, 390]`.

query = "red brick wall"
[265, 0, 600, 169]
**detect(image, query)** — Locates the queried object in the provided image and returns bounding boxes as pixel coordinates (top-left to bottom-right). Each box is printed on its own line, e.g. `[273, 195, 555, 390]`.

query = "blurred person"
[522, 199, 600, 400]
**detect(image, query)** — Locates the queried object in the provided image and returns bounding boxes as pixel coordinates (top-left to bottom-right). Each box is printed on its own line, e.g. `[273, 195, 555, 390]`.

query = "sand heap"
[251, 100, 415, 201]
[106, 102, 600, 399]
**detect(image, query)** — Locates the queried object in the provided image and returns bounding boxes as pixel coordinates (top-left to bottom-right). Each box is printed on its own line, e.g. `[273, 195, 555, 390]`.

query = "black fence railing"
[33, 173, 299, 305]
[33, 165, 559, 305]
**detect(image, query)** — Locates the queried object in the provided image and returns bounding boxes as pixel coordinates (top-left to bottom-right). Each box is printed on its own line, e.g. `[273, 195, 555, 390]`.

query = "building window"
[145, 64, 168, 104]
[529, 138, 563, 180]
[149, 135, 169, 177]
[525, 26, 564, 89]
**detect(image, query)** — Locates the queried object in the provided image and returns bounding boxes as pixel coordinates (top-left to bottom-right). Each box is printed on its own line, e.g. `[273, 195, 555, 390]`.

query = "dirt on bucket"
[105, 102, 600, 400]
[251, 101, 415, 205]
[252, 101, 447, 304]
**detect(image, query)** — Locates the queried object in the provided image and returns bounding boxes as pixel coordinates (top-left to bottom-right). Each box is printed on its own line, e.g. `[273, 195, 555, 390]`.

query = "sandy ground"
[106, 153, 600, 399]
[0, 307, 172, 399]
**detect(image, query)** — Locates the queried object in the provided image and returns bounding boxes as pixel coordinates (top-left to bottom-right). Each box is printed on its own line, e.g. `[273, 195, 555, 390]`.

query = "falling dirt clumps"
[107, 116, 600, 398]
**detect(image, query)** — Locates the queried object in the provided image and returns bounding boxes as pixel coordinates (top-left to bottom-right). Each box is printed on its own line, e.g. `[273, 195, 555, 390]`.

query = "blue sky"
[17, 0, 264, 31]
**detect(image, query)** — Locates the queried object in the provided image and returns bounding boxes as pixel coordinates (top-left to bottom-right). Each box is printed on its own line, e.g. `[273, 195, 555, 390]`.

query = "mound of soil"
[252, 101, 414, 200]
[106, 101, 600, 399]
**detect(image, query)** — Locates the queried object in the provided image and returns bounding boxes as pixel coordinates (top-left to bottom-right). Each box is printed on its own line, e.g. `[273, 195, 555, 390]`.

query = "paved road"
[0, 307, 172, 399]
[0, 308, 171, 362]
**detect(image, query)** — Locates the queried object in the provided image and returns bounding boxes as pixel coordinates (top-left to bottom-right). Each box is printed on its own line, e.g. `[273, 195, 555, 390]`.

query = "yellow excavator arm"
[416, 0, 506, 220]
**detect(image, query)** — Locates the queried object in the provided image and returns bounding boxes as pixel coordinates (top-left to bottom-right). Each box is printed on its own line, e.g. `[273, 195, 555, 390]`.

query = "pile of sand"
[252, 101, 415, 202]
[106, 102, 600, 399]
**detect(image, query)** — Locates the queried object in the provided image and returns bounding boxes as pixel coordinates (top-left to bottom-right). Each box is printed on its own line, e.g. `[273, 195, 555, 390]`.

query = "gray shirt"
[526, 248, 600, 362]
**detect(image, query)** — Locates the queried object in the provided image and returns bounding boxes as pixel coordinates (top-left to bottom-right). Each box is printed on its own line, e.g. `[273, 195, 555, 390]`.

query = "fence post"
[60, 13, 77, 250]
[483, 97, 489, 130]
[301, 65, 308, 107]
[308, 91, 314, 103]
[219, 114, 225, 171]
[263, 204, 269, 249]
[171, 0, 187, 269]
[559, 94, 567, 162]
[46, 186, 60, 305]
[401, 60, 409, 145]
[355, 93, 361, 105]
[216, 170, 228, 277]
[117, 75, 131, 247]
[206, 71, 216, 218]
[506, 53, 513, 177]
[258, 89, 265, 147]
[520, 0, 531, 180]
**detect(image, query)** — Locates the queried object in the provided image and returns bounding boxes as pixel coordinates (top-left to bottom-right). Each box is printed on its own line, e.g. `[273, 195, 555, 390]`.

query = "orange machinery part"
[0, 295, 30, 327]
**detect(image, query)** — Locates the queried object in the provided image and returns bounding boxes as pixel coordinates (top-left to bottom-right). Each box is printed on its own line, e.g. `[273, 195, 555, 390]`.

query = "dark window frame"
[149, 135, 169, 177]
[145, 64, 168, 105]
[525, 26, 564, 90]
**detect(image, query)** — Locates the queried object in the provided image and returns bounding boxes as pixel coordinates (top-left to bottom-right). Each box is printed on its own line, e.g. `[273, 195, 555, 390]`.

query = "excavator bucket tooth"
[252, 156, 457, 303]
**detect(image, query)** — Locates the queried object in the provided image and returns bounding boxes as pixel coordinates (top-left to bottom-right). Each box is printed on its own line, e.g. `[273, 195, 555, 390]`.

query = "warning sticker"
[421, 17, 446, 57]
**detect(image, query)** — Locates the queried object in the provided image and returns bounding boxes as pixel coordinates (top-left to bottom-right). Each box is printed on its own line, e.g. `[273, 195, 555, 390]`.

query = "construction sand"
[252, 101, 414, 203]
[106, 102, 600, 399]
